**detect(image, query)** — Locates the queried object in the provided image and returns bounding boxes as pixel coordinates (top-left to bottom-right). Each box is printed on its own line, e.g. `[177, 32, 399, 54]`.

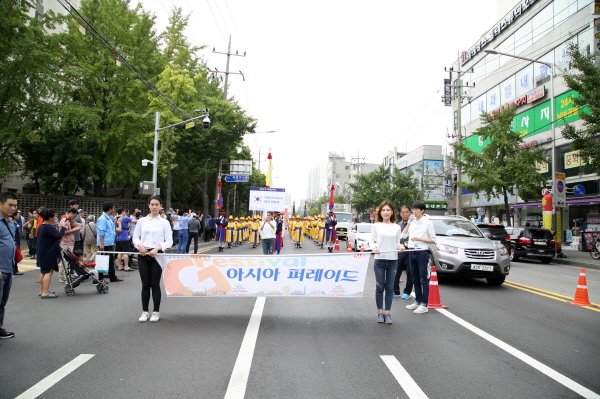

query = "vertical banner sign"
[160, 254, 370, 297]
[249, 187, 286, 212]
[443, 79, 452, 106]
[555, 172, 566, 207]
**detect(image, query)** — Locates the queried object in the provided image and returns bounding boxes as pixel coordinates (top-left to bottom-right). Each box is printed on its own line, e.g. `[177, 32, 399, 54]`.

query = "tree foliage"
[306, 195, 347, 216]
[451, 106, 547, 225]
[562, 43, 600, 177]
[348, 166, 423, 214]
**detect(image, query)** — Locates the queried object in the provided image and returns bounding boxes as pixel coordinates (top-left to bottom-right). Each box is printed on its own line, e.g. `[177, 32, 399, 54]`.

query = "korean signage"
[461, 0, 537, 65]
[443, 79, 452, 106]
[249, 187, 286, 212]
[555, 172, 566, 207]
[536, 161, 549, 174]
[160, 254, 370, 298]
[564, 150, 587, 169]
[554, 90, 580, 127]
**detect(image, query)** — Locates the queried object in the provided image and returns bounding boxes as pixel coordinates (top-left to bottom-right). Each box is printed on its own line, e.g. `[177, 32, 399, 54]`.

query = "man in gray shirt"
[185, 214, 202, 254]
[69, 199, 84, 251]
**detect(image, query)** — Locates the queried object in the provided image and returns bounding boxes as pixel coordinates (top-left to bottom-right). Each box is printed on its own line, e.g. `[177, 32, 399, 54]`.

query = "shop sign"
[443, 79, 452, 106]
[424, 201, 448, 209]
[527, 86, 545, 103]
[554, 91, 580, 127]
[512, 108, 535, 137]
[536, 161, 549, 173]
[519, 140, 537, 149]
[564, 150, 588, 169]
[461, 0, 537, 65]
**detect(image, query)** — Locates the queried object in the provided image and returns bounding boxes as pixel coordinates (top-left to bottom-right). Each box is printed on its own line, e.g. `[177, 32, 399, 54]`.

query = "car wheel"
[509, 245, 519, 261]
[486, 275, 506, 285]
[540, 258, 552, 264]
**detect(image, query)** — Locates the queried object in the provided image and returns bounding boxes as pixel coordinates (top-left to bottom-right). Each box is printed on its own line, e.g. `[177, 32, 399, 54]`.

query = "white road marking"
[224, 296, 266, 399]
[15, 354, 94, 399]
[562, 275, 599, 283]
[380, 356, 429, 399]
[437, 309, 600, 399]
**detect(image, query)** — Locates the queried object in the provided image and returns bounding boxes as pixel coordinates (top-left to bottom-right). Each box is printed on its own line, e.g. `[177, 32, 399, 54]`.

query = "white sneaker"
[406, 302, 420, 310]
[413, 305, 429, 314]
[139, 312, 149, 322]
[150, 312, 160, 322]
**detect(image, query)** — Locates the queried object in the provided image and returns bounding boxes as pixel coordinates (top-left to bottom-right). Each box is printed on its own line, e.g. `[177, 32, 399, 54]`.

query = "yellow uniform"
[225, 216, 236, 247]
[249, 219, 260, 247]
[316, 217, 326, 246]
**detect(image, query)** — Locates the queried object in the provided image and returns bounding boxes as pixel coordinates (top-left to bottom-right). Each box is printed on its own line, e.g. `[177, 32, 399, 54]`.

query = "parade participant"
[316, 215, 326, 249]
[225, 216, 236, 248]
[249, 216, 260, 248]
[36, 208, 69, 298]
[0, 192, 18, 338]
[274, 212, 284, 255]
[371, 201, 403, 325]
[132, 195, 173, 323]
[325, 211, 337, 253]
[393, 206, 413, 299]
[292, 216, 304, 248]
[233, 217, 241, 246]
[215, 215, 227, 252]
[259, 212, 276, 255]
[401, 201, 436, 314]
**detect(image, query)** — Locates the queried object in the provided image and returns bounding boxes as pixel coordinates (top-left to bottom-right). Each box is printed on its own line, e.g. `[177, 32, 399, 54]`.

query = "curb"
[551, 257, 600, 271]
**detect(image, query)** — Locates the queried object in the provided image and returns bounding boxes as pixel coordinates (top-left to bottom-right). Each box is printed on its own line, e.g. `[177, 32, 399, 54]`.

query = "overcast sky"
[138, 0, 501, 204]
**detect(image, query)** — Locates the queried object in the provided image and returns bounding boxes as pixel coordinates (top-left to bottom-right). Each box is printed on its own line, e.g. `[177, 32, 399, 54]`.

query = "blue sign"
[574, 184, 586, 197]
[225, 175, 249, 183]
[557, 181, 564, 193]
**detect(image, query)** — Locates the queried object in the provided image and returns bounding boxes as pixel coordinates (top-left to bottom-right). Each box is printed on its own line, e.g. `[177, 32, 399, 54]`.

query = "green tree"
[451, 106, 547, 226]
[307, 195, 346, 216]
[0, 1, 66, 182]
[348, 166, 423, 214]
[562, 43, 600, 177]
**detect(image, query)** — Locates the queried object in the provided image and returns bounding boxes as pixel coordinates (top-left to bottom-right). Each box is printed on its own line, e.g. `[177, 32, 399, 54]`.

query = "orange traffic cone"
[347, 241, 352, 253]
[334, 238, 340, 252]
[567, 268, 596, 307]
[360, 244, 364, 252]
[427, 266, 448, 309]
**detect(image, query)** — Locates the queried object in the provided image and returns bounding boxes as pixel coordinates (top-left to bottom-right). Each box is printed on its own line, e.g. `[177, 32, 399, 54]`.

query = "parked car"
[504, 226, 555, 264]
[475, 223, 512, 253]
[347, 223, 374, 251]
[426, 215, 510, 285]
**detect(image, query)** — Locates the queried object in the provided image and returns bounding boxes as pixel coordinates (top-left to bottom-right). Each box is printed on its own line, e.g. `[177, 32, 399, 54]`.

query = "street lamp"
[484, 49, 556, 231]
[244, 130, 276, 171]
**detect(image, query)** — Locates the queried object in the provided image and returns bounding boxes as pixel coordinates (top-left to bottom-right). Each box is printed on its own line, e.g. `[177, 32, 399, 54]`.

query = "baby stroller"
[62, 249, 109, 296]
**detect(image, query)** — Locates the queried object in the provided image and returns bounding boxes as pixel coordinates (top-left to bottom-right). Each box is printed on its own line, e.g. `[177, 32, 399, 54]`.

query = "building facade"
[451, 0, 598, 240]
[327, 153, 379, 202]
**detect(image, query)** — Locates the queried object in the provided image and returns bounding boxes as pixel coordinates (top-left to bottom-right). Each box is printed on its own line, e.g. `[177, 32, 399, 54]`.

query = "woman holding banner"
[370, 201, 403, 325]
[132, 195, 173, 323]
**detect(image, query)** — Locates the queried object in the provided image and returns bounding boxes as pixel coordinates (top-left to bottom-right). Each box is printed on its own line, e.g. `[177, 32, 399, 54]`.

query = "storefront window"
[497, 34, 515, 67]
[486, 53, 500, 76]
[555, 38, 575, 74]
[578, 27, 592, 56]
[557, 145, 594, 178]
[472, 95, 486, 121]
[514, 20, 532, 56]
[471, 59, 485, 85]
[487, 85, 501, 112]
[578, 0, 593, 10]
[461, 104, 471, 127]
[516, 63, 534, 97]
[554, 0, 578, 28]
[500, 75, 516, 105]
[532, 3, 554, 43]
[534, 51, 553, 85]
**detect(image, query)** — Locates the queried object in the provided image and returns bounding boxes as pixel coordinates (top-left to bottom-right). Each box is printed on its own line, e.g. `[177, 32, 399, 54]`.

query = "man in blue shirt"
[175, 209, 195, 254]
[206, 215, 217, 242]
[0, 192, 18, 339]
[97, 202, 122, 282]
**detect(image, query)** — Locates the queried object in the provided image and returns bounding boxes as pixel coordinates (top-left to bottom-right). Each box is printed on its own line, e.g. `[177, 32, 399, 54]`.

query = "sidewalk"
[553, 248, 600, 270]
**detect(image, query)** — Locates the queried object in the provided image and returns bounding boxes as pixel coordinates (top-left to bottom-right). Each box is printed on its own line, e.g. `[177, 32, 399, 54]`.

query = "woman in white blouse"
[370, 201, 403, 325]
[132, 196, 173, 323]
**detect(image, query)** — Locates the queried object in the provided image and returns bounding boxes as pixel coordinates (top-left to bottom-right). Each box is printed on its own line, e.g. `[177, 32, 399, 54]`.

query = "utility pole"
[211, 35, 245, 218]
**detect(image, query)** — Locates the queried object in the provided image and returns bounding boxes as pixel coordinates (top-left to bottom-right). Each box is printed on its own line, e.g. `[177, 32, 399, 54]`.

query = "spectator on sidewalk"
[12, 211, 23, 275]
[186, 214, 201, 254]
[83, 215, 98, 262]
[37, 208, 69, 298]
[0, 192, 18, 339]
[115, 208, 133, 271]
[175, 210, 194, 254]
[68, 200, 84, 252]
[58, 208, 81, 283]
[97, 202, 122, 282]
[393, 206, 413, 300]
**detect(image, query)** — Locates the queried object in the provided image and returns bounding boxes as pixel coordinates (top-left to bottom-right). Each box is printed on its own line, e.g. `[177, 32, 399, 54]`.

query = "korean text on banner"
[249, 187, 286, 212]
[158, 253, 369, 297]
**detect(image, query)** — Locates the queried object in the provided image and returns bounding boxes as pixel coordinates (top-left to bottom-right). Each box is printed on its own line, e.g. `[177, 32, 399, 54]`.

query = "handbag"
[95, 254, 110, 273]
[15, 246, 23, 263]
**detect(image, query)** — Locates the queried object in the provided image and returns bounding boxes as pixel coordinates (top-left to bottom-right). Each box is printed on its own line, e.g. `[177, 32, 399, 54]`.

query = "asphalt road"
[2, 237, 599, 399]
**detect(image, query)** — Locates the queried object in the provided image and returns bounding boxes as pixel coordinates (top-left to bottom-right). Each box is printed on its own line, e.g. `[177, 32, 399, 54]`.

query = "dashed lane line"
[15, 354, 94, 399]
[380, 356, 429, 399]
[437, 309, 600, 399]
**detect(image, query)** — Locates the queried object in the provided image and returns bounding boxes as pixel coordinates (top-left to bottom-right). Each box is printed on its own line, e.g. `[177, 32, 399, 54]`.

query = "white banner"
[158, 253, 369, 298]
[248, 187, 286, 212]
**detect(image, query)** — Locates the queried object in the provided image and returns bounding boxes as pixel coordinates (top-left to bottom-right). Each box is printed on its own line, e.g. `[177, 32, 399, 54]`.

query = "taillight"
[518, 237, 531, 244]
[504, 236, 511, 241]
[550, 240, 555, 246]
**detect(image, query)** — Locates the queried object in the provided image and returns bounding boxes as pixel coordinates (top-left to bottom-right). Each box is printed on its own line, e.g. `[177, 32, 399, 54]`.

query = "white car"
[348, 223, 374, 252]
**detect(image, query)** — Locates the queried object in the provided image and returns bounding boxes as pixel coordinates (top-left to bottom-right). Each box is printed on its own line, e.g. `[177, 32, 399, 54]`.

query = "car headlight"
[499, 247, 508, 256]
[436, 244, 458, 254]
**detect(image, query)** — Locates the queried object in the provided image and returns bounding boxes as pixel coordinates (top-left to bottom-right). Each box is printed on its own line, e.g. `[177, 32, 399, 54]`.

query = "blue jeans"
[261, 238, 274, 255]
[177, 230, 188, 254]
[172, 230, 179, 247]
[409, 251, 430, 306]
[0, 272, 13, 328]
[374, 259, 397, 311]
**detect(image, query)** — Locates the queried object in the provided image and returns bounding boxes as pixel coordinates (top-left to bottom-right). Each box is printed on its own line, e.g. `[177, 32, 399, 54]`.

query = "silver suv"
[425, 215, 510, 285]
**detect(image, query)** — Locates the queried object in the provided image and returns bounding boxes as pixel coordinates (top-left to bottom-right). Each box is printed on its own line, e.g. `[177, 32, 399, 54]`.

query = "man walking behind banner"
[0, 192, 18, 339]
[401, 201, 436, 314]
[393, 206, 413, 299]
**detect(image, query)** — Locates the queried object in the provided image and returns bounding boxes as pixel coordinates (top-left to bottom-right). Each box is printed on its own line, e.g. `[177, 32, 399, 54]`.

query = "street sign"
[225, 175, 249, 183]
[477, 207, 485, 216]
[574, 184, 586, 197]
[555, 172, 566, 207]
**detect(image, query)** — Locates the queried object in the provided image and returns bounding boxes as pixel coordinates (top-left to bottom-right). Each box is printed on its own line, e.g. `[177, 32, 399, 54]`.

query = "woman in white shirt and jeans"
[259, 212, 276, 255]
[370, 201, 403, 325]
[132, 196, 173, 323]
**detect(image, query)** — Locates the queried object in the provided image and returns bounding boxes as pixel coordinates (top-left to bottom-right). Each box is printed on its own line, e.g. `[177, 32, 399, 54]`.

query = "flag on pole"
[217, 181, 223, 209]
[265, 153, 273, 188]
[328, 185, 335, 212]
[304, 202, 307, 217]
[292, 201, 296, 216]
